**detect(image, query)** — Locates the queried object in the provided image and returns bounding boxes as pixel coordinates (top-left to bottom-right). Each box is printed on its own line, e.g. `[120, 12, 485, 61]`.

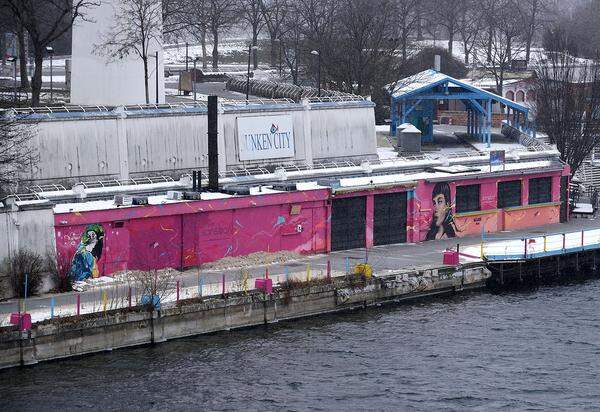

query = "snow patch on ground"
[377, 147, 399, 160]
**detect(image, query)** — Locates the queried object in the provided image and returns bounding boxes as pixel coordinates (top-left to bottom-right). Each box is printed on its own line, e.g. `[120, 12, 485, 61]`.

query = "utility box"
[10, 313, 32, 330]
[255, 278, 273, 294]
[443, 250, 459, 266]
[398, 123, 422, 153]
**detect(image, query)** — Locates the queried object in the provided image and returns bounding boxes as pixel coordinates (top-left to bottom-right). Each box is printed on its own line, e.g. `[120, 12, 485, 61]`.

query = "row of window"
[505, 90, 535, 103]
[455, 177, 553, 213]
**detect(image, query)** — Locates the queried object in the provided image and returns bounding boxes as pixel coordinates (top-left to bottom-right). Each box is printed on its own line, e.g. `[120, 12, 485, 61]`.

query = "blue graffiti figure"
[69, 224, 105, 282]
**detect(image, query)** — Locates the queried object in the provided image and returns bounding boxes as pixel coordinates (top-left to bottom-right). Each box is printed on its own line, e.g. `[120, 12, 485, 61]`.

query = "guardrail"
[477, 227, 600, 261]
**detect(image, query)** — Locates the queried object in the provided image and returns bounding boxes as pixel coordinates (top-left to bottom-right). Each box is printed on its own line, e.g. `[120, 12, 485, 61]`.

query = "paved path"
[2, 218, 600, 326]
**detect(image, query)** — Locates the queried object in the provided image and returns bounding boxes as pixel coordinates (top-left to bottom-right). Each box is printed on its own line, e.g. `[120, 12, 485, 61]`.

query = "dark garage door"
[331, 196, 366, 251]
[374, 192, 407, 246]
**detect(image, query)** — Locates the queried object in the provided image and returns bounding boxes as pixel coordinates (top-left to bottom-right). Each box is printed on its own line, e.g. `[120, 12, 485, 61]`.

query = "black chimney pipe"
[208, 95, 219, 191]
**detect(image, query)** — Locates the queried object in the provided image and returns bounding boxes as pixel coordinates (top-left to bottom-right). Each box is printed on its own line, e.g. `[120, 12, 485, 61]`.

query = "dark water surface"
[2, 280, 600, 411]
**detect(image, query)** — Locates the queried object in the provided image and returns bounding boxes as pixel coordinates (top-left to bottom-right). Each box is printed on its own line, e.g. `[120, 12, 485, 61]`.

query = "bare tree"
[475, 0, 525, 95]
[16, 22, 30, 91]
[98, 0, 163, 104]
[207, 0, 240, 69]
[328, 0, 399, 95]
[426, 0, 463, 56]
[240, 0, 265, 69]
[456, 0, 482, 66]
[520, 0, 549, 65]
[0, 112, 38, 197]
[533, 48, 600, 175]
[395, 0, 421, 63]
[0, 4, 29, 90]
[280, 8, 303, 84]
[259, 0, 290, 68]
[3, 0, 100, 106]
[162, 0, 190, 39]
[186, 0, 210, 69]
[129, 269, 177, 310]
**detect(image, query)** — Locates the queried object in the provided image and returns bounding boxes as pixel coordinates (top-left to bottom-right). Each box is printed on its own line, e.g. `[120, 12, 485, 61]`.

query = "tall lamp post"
[246, 44, 258, 103]
[193, 56, 201, 102]
[45, 46, 54, 103]
[310, 50, 321, 97]
[6, 56, 17, 103]
[185, 42, 189, 71]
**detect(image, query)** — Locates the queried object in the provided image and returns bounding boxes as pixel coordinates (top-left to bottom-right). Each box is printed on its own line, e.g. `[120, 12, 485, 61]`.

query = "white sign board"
[237, 115, 295, 161]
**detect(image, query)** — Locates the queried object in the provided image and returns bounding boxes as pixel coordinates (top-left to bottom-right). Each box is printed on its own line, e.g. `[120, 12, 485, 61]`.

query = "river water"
[2, 279, 600, 411]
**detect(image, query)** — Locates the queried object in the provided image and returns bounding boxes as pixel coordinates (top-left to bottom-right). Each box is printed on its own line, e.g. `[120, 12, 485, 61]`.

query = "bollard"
[563, 233, 566, 251]
[102, 290, 107, 313]
[222, 273, 226, 296]
[524, 238, 528, 259]
[284, 266, 289, 283]
[327, 258, 331, 281]
[199, 275, 204, 297]
[176, 280, 180, 303]
[306, 263, 311, 282]
[76, 294, 81, 316]
[50, 296, 55, 319]
[544, 236, 547, 252]
[243, 270, 249, 295]
[265, 267, 269, 280]
[128, 287, 132, 308]
[582, 230, 585, 248]
[480, 241, 484, 259]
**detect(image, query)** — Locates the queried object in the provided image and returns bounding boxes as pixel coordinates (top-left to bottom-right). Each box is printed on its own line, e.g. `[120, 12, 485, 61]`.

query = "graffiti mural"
[425, 182, 458, 240]
[69, 224, 105, 281]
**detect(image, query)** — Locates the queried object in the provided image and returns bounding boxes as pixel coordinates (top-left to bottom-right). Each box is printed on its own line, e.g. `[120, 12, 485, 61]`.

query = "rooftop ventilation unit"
[167, 191, 184, 200]
[132, 196, 149, 206]
[184, 191, 203, 200]
[271, 182, 297, 192]
[221, 185, 251, 196]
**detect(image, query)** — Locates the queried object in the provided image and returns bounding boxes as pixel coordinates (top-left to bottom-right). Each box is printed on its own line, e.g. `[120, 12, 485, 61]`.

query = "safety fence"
[0, 256, 372, 328]
[459, 228, 600, 262]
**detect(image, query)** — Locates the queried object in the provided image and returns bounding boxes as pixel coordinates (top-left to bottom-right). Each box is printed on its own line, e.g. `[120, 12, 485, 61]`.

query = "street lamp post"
[246, 44, 258, 103]
[311, 50, 321, 97]
[155, 51, 159, 104]
[150, 51, 159, 104]
[45, 46, 54, 103]
[193, 56, 201, 102]
[185, 42, 189, 71]
[6, 56, 17, 103]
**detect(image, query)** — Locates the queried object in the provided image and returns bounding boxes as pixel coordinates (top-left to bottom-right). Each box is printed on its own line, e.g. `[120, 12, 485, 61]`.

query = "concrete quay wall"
[0, 264, 490, 369]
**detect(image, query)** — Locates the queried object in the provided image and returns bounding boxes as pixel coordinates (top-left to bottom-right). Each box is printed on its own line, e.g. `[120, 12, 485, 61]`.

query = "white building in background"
[70, 0, 165, 106]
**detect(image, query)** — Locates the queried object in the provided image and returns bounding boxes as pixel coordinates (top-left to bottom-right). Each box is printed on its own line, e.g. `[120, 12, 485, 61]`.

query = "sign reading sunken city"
[237, 115, 295, 161]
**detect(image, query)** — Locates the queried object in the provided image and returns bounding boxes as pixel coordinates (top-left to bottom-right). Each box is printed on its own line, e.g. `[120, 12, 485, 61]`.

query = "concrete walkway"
[2, 217, 600, 326]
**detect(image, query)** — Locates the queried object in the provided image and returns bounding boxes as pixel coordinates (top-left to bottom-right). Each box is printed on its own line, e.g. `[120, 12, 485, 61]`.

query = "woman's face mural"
[69, 224, 105, 282]
[426, 182, 457, 241]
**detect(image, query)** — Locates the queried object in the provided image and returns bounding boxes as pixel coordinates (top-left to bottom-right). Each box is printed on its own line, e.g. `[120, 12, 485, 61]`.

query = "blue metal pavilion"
[389, 69, 534, 147]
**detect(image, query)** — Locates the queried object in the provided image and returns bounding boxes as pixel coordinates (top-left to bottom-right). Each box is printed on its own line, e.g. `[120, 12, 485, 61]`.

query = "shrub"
[45, 251, 71, 293]
[0, 249, 45, 298]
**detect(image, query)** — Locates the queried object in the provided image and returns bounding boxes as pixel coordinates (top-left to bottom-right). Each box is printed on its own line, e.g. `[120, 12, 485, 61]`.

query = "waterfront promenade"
[2, 218, 600, 326]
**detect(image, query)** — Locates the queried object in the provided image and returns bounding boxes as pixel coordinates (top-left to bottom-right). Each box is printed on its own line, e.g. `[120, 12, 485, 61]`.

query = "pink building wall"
[55, 189, 330, 278]
[54, 166, 569, 279]
[414, 169, 569, 242]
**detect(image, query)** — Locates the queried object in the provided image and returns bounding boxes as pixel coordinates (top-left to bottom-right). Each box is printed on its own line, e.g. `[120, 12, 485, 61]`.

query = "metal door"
[374, 192, 407, 246]
[331, 196, 366, 251]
